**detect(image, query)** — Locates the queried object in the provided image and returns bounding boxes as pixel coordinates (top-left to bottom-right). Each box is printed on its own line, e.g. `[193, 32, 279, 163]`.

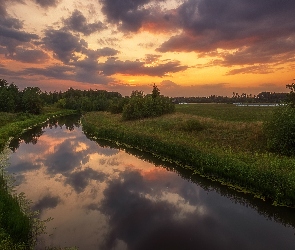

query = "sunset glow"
[1, 0, 294, 96]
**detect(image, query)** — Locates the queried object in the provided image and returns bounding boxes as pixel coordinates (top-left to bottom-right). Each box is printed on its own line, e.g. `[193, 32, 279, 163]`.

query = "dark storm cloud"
[0, 26, 38, 43]
[97, 57, 188, 77]
[158, 0, 295, 65]
[42, 28, 87, 63]
[34, 0, 60, 8]
[100, 0, 178, 33]
[32, 194, 61, 213]
[217, 37, 295, 66]
[23, 65, 75, 79]
[22, 61, 113, 84]
[96, 47, 119, 57]
[11, 49, 49, 63]
[65, 168, 107, 193]
[100, 0, 151, 31]
[63, 10, 105, 36]
[0, 0, 38, 56]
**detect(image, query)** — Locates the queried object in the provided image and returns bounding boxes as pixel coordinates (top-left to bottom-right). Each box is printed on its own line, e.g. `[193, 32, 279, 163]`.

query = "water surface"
[8, 116, 295, 250]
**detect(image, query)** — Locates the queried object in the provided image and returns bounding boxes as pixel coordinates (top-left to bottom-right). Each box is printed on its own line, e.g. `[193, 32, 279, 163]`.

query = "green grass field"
[175, 103, 275, 122]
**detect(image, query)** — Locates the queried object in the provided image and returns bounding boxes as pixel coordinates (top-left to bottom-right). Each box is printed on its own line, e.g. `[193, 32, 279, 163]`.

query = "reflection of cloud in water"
[97, 169, 224, 250]
[65, 167, 107, 193]
[8, 119, 295, 250]
[8, 161, 41, 174]
[45, 139, 84, 175]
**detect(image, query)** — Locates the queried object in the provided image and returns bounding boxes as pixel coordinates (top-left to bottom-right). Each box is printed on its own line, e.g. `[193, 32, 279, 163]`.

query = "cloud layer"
[0, 0, 294, 95]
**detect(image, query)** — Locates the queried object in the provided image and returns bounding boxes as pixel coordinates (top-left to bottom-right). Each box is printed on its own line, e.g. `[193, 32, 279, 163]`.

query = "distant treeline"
[0, 78, 122, 114]
[0, 78, 289, 115]
[0, 79, 174, 119]
[172, 92, 288, 104]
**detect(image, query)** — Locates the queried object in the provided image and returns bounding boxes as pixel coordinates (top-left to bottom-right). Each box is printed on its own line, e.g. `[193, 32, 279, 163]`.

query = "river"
[7, 115, 295, 250]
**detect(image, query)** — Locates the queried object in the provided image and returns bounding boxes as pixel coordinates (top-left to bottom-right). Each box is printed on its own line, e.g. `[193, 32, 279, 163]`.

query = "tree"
[152, 83, 160, 99]
[286, 80, 295, 107]
[264, 79, 295, 155]
[122, 85, 175, 120]
[21, 87, 43, 114]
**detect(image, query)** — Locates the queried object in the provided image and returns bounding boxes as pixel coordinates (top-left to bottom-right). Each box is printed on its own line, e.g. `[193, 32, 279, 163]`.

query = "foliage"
[21, 87, 43, 114]
[122, 85, 175, 120]
[264, 106, 295, 156]
[0, 78, 123, 113]
[109, 97, 129, 114]
[0, 148, 31, 249]
[286, 82, 295, 107]
[263, 81, 295, 156]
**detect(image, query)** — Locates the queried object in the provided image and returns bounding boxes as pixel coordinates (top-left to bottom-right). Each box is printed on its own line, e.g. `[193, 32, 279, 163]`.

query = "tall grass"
[81, 106, 295, 207]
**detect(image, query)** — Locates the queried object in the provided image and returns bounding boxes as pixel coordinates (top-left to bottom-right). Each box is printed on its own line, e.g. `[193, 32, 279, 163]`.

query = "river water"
[7, 116, 295, 250]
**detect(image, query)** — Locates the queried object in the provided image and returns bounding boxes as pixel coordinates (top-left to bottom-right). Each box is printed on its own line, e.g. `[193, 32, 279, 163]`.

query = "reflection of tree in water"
[9, 126, 44, 152]
[87, 137, 295, 230]
[57, 115, 81, 131]
[9, 115, 81, 151]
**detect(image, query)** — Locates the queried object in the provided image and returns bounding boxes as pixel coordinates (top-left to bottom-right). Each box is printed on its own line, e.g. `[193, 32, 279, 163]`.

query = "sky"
[1, 0, 294, 97]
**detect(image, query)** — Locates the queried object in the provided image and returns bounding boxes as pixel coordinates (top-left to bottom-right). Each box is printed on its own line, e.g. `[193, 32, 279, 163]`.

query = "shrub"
[264, 106, 295, 156]
[179, 119, 205, 132]
[122, 85, 175, 120]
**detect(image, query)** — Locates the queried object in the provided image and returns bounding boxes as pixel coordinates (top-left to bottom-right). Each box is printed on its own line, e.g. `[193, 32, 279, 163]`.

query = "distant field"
[175, 103, 275, 122]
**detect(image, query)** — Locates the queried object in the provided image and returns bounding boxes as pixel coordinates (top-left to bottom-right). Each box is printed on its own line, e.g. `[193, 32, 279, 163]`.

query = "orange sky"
[1, 0, 294, 97]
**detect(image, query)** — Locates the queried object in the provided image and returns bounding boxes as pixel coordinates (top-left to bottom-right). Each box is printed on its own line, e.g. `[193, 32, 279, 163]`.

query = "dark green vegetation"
[0, 79, 43, 114]
[0, 156, 32, 249]
[82, 103, 295, 207]
[0, 78, 123, 114]
[122, 84, 175, 120]
[263, 82, 295, 156]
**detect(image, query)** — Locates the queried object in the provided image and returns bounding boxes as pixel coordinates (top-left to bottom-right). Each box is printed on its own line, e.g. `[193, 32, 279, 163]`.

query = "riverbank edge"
[0, 109, 78, 249]
[81, 112, 295, 208]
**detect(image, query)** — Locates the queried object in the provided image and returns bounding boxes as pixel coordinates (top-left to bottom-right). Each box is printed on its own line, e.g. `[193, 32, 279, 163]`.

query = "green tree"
[122, 85, 175, 120]
[264, 79, 295, 155]
[21, 87, 43, 114]
[286, 80, 295, 107]
[0, 80, 20, 112]
[151, 83, 160, 99]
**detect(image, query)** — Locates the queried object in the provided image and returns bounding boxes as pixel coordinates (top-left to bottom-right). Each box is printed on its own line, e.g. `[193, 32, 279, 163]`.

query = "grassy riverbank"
[81, 104, 295, 207]
[0, 108, 78, 249]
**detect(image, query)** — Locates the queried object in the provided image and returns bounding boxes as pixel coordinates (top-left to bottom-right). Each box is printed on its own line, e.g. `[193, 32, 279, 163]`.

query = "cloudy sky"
[1, 0, 294, 96]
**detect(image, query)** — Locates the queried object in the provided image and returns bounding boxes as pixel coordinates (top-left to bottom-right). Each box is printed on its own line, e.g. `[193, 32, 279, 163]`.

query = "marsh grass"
[82, 104, 295, 206]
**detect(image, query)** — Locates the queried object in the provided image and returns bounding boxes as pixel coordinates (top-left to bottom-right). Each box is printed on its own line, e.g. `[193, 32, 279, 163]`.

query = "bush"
[264, 106, 295, 156]
[179, 119, 205, 132]
[122, 85, 175, 120]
